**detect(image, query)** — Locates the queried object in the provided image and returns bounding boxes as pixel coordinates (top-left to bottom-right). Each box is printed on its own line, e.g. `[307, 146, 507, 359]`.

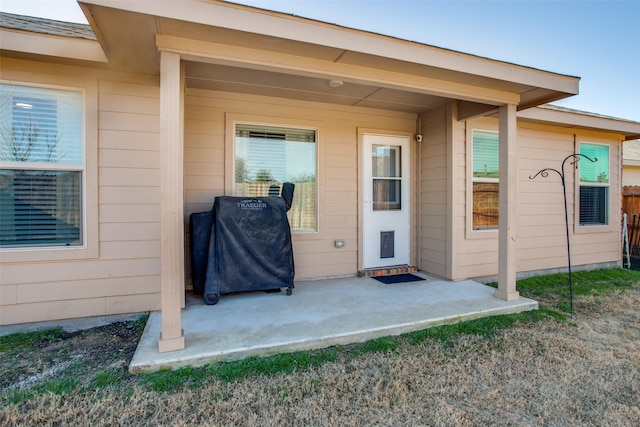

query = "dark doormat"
[373, 273, 426, 284]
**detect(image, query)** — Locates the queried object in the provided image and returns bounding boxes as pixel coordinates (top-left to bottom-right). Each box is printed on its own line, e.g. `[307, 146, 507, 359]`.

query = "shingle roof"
[0, 12, 95, 40]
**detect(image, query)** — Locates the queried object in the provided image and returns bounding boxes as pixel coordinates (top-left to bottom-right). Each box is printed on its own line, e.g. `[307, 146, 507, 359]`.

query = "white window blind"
[0, 83, 84, 247]
[234, 124, 317, 232]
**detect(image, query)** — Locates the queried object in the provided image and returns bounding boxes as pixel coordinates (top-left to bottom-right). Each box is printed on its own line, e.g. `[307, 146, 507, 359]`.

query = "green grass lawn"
[2, 268, 639, 398]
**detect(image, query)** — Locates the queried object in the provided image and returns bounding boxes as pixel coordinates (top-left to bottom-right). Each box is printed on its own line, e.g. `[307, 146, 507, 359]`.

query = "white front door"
[362, 133, 410, 269]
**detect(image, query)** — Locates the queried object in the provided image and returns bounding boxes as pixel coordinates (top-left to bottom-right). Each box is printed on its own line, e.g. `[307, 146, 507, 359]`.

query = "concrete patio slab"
[129, 273, 537, 373]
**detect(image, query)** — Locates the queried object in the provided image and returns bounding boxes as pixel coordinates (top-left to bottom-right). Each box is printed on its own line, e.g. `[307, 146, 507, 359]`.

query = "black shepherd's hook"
[529, 153, 597, 318]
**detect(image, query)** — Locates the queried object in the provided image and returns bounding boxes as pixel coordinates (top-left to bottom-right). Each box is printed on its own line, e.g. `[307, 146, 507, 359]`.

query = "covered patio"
[129, 273, 537, 373]
[75, 1, 575, 355]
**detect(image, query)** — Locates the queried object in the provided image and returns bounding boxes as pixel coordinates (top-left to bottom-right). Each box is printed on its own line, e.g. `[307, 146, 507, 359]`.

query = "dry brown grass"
[2, 281, 639, 426]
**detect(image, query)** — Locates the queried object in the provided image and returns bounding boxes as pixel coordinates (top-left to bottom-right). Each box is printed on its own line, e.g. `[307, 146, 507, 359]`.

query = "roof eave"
[518, 106, 640, 140]
[0, 27, 108, 63]
[79, 0, 579, 98]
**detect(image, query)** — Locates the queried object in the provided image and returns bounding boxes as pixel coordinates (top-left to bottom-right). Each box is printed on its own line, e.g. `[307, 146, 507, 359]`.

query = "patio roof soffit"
[78, 0, 578, 112]
[156, 34, 521, 107]
[80, 0, 578, 92]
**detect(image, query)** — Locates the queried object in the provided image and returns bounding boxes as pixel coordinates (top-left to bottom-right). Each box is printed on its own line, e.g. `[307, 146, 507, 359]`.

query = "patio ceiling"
[79, 1, 578, 115]
[184, 62, 451, 113]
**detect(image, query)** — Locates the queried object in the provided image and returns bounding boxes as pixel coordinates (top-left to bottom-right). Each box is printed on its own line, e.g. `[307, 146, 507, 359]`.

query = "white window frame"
[0, 79, 98, 262]
[576, 141, 611, 230]
[225, 113, 322, 235]
[467, 127, 500, 237]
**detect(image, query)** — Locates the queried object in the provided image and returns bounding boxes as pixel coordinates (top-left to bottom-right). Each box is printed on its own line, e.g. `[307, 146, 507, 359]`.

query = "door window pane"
[372, 145, 399, 178]
[373, 179, 401, 210]
[372, 144, 401, 210]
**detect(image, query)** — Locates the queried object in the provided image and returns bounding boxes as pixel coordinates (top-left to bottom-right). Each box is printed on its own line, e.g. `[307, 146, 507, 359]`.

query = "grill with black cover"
[190, 183, 295, 305]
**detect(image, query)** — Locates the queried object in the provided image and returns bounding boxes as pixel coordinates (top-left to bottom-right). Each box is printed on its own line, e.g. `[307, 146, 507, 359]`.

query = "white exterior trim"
[0, 28, 108, 63]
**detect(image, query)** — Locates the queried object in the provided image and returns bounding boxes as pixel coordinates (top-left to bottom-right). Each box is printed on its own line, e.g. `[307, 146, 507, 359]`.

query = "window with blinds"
[234, 124, 317, 232]
[579, 142, 609, 225]
[472, 130, 499, 230]
[0, 83, 84, 247]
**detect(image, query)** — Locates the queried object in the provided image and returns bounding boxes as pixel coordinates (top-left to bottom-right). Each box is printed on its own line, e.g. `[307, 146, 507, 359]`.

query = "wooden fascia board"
[0, 28, 108, 63]
[457, 101, 499, 121]
[156, 34, 521, 106]
[83, 0, 578, 94]
[518, 107, 640, 140]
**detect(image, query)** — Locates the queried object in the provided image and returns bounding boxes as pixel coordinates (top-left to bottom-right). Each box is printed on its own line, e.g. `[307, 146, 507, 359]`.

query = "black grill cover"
[201, 195, 295, 305]
[189, 210, 213, 295]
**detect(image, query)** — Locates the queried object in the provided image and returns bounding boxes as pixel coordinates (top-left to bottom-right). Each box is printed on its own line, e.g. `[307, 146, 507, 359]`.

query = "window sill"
[575, 223, 613, 234]
[466, 228, 499, 240]
[0, 244, 98, 263]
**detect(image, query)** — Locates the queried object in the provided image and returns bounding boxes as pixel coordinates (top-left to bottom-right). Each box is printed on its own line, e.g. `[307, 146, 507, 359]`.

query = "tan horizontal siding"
[2, 299, 108, 325]
[96, 78, 161, 322]
[418, 106, 449, 278]
[1, 285, 17, 306]
[104, 292, 160, 316]
[99, 110, 159, 133]
[98, 167, 160, 186]
[2, 258, 161, 284]
[15, 276, 160, 304]
[623, 166, 640, 186]
[420, 248, 447, 268]
[184, 189, 221, 205]
[100, 240, 161, 259]
[99, 149, 160, 169]
[458, 262, 498, 279]
[0, 294, 159, 325]
[1, 64, 163, 325]
[184, 174, 224, 191]
[100, 129, 159, 151]
[99, 92, 160, 115]
[99, 186, 161, 205]
[455, 117, 623, 280]
[99, 79, 160, 98]
[183, 89, 415, 280]
[297, 264, 357, 279]
[99, 223, 160, 241]
[100, 205, 160, 223]
[421, 224, 446, 241]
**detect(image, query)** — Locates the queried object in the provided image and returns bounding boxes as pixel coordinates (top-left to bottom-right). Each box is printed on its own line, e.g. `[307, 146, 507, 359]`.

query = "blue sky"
[2, 0, 638, 121]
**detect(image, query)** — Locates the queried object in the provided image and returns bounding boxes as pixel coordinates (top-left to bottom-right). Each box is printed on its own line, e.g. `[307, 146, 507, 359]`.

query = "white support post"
[495, 103, 520, 301]
[158, 50, 186, 352]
